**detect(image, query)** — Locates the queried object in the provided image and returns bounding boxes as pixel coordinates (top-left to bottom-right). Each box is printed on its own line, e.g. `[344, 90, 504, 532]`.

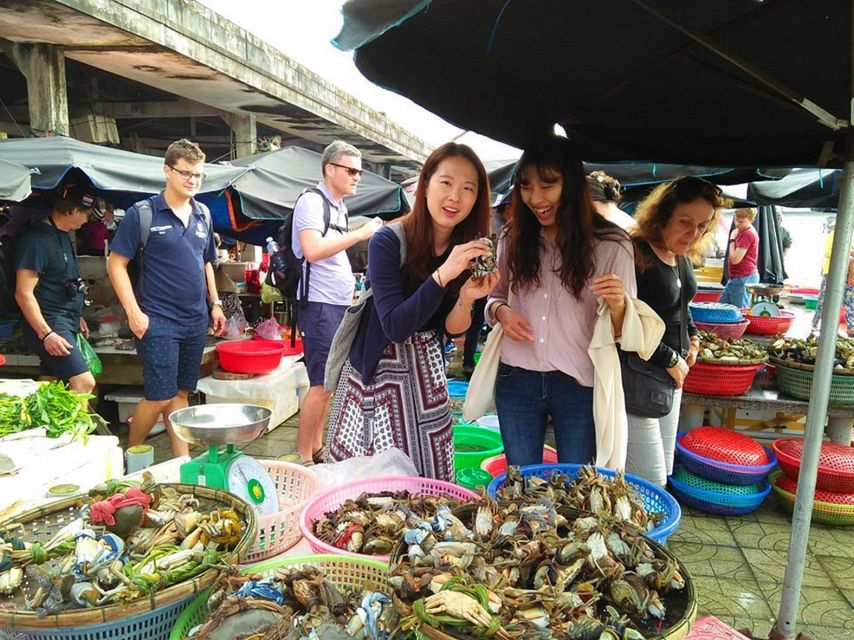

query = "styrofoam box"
[104, 385, 145, 423]
[197, 360, 309, 431]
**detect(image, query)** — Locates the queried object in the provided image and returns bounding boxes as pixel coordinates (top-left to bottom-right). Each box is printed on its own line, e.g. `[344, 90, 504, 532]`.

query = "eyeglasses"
[330, 162, 364, 177]
[168, 165, 206, 183]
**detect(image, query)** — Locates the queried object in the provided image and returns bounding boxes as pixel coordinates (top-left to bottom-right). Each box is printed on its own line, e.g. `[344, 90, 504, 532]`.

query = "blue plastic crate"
[676, 437, 777, 485]
[668, 464, 770, 516]
[688, 302, 744, 324]
[0, 593, 195, 640]
[487, 463, 681, 543]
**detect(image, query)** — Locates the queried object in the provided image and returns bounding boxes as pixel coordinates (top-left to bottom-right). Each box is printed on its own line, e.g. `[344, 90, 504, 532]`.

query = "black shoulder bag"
[620, 257, 688, 419]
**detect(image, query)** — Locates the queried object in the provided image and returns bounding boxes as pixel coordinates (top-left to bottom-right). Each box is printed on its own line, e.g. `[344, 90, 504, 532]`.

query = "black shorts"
[24, 327, 90, 382]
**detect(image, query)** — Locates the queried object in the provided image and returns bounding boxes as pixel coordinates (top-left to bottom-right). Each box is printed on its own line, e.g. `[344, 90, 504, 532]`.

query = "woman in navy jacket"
[325, 143, 497, 480]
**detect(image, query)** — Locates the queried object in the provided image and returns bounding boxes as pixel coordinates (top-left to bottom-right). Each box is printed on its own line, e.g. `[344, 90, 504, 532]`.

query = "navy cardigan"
[348, 225, 454, 385]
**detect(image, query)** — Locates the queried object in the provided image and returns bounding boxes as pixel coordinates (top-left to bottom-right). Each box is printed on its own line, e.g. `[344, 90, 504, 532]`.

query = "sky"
[197, 0, 520, 163]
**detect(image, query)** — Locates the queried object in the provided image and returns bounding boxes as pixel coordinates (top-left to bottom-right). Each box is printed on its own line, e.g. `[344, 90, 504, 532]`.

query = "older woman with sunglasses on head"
[626, 177, 727, 486]
[325, 142, 497, 481]
[486, 135, 636, 467]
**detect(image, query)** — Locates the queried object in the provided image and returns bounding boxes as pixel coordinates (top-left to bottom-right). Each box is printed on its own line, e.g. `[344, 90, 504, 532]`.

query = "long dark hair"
[400, 142, 491, 283]
[504, 135, 626, 298]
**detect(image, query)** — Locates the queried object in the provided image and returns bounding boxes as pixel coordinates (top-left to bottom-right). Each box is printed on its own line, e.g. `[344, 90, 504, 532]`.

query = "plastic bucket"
[480, 446, 559, 477]
[476, 414, 500, 431]
[453, 424, 503, 472]
[456, 467, 494, 492]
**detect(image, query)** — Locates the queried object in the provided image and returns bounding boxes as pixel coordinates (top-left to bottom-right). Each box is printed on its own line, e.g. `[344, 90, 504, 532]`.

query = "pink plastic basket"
[693, 319, 750, 339]
[299, 476, 479, 562]
[244, 461, 322, 563]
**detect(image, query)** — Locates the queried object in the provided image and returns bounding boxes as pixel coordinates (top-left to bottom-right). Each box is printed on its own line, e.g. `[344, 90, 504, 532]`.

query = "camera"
[65, 278, 91, 306]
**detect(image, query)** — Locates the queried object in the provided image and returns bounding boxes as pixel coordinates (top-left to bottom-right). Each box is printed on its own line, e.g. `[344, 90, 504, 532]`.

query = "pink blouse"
[486, 230, 637, 387]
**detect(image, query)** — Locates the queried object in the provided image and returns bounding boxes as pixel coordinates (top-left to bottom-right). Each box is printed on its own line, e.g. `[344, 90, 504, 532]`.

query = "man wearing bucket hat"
[14, 184, 103, 393]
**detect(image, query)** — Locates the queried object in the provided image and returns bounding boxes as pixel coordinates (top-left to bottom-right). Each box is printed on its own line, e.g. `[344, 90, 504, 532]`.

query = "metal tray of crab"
[386, 502, 696, 639]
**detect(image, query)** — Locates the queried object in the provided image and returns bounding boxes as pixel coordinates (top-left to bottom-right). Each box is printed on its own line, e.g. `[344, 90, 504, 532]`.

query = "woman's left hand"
[686, 338, 700, 366]
[459, 272, 500, 303]
[590, 273, 626, 311]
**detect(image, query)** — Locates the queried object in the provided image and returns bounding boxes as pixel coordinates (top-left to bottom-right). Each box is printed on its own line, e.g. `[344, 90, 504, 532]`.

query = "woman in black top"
[626, 177, 727, 486]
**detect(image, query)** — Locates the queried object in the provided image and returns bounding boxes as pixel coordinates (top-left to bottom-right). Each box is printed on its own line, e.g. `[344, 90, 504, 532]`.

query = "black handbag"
[620, 257, 688, 419]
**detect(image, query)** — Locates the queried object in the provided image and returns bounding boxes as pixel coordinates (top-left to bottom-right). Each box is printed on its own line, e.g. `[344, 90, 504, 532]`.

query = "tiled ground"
[111, 348, 852, 640]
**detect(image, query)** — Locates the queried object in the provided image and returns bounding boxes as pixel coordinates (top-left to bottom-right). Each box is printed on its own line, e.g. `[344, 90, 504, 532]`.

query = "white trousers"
[625, 389, 683, 487]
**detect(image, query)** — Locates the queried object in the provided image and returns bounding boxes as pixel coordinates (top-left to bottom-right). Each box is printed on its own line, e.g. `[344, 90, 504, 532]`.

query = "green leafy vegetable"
[0, 382, 105, 441]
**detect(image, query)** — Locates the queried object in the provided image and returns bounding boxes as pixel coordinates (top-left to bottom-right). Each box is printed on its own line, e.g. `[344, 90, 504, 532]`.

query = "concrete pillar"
[221, 112, 256, 158]
[5, 43, 69, 137]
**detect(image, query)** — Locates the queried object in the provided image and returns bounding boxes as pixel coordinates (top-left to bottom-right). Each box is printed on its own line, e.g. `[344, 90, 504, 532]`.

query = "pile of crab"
[387, 470, 691, 639]
[184, 563, 397, 640]
[499, 466, 666, 534]
[0, 478, 247, 615]
[311, 490, 466, 557]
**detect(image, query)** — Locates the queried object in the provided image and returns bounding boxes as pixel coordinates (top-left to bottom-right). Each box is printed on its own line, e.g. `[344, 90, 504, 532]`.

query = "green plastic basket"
[453, 424, 504, 472]
[775, 362, 854, 405]
[672, 466, 765, 495]
[168, 554, 389, 640]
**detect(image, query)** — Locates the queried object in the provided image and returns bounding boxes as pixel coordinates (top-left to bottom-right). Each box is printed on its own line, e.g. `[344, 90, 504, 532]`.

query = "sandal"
[312, 446, 328, 465]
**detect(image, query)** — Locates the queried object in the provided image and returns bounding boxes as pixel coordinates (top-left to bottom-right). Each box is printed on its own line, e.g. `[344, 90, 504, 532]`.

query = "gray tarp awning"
[0, 159, 32, 202]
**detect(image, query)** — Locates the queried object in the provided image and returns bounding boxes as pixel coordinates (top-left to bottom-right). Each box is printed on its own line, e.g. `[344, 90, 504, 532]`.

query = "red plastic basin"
[253, 334, 304, 356]
[692, 290, 722, 303]
[216, 339, 285, 374]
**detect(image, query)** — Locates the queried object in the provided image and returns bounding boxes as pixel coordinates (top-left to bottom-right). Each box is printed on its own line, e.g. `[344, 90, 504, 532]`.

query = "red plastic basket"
[683, 361, 762, 396]
[741, 310, 795, 336]
[216, 339, 285, 374]
[680, 426, 770, 466]
[480, 447, 558, 477]
[693, 319, 750, 339]
[772, 438, 854, 493]
[774, 473, 854, 505]
[692, 290, 722, 303]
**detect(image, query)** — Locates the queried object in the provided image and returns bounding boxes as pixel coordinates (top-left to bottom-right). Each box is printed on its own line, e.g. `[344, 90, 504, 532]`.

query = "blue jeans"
[495, 363, 596, 466]
[719, 272, 760, 309]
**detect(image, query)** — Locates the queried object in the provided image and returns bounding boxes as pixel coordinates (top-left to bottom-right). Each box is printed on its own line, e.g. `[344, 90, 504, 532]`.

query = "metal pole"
[770, 137, 854, 639]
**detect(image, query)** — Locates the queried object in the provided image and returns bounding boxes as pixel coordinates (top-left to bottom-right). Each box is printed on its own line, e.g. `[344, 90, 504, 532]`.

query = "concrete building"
[0, 0, 428, 177]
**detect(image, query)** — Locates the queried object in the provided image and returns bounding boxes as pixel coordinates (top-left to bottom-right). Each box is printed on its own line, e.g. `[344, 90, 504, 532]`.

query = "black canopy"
[336, 0, 848, 167]
[747, 169, 842, 209]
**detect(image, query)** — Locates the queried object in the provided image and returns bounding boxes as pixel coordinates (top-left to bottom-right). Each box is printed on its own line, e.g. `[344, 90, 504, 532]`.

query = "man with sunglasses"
[109, 139, 224, 457]
[15, 185, 102, 393]
[292, 140, 382, 465]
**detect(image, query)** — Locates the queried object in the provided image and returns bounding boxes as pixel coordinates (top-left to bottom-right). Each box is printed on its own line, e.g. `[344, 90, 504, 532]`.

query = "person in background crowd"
[811, 219, 854, 336]
[15, 186, 102, 393]
[626, 177, 725, 486]
[587, 170, 636, 231]
[719, 207, 760, 308]
[292, 140, 383, 466]
[77, 207, 111, 256]
[109, 139, 224, 457]
[326, 142, 497, 481]
[486, 136, 635, 467]
[776, 210, 792, 259]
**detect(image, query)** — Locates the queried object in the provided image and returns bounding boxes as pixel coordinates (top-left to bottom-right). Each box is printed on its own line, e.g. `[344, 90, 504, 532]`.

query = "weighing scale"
[169, 403, 279, 516]
[746, 283, 784, 317]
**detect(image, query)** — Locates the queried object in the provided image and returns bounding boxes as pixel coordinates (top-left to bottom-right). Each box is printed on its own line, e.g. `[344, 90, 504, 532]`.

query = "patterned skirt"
[326, 330, 455, 482]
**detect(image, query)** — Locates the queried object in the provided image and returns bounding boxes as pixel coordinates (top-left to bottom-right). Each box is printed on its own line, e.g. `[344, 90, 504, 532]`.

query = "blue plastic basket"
[688, 302, 744, 324]
[676, 437, 777, 485]
[0, 593, 195, 640]
[487, 463, 681, 543]
[668, 464, 770, 516]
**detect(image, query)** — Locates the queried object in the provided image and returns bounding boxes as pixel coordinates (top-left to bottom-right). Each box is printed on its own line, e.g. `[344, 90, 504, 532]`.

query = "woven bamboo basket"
[0, 483, 257, 631]
[388, 504, 697, 640]
[771, 357, 854, 405]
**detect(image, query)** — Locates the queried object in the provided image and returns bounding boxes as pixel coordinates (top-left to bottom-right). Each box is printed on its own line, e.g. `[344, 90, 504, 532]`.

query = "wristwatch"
[210, 299, 223, 306]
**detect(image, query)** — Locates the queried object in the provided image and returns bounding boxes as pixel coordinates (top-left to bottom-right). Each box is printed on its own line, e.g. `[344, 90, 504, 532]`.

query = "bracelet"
[494, 302, 509, 319]
[435, 269, 445, 288]
[41, 330, 55, 342]
[456, 300, 474, 311]
[668, 351, 680, 368]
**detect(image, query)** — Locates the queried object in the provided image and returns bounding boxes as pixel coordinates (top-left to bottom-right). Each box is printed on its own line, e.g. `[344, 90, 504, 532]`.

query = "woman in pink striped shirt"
[486, 136, 636, 466]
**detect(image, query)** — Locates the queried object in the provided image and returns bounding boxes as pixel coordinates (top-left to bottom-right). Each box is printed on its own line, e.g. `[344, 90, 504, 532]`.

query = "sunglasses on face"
[330, 162, 364, 177]
[168, 165, 206, 182]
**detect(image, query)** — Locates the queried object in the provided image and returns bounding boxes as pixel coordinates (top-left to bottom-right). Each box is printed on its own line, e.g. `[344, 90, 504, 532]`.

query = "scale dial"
[750, 301, 781, 317]
[226, 456, 279, 516]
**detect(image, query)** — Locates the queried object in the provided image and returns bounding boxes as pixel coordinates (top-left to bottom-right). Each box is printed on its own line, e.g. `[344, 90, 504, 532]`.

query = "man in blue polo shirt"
[293, 140, 382, 465]
[108, 139, 225, 457]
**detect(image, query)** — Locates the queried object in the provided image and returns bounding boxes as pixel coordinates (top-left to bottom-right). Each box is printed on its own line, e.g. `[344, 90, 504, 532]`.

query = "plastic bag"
[308, 448, 419, 491]
[76, 333, 102, 377]
[261, 282, 282, 303]
[224, 314, 247, 338]
[254, 316, 283, 341]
